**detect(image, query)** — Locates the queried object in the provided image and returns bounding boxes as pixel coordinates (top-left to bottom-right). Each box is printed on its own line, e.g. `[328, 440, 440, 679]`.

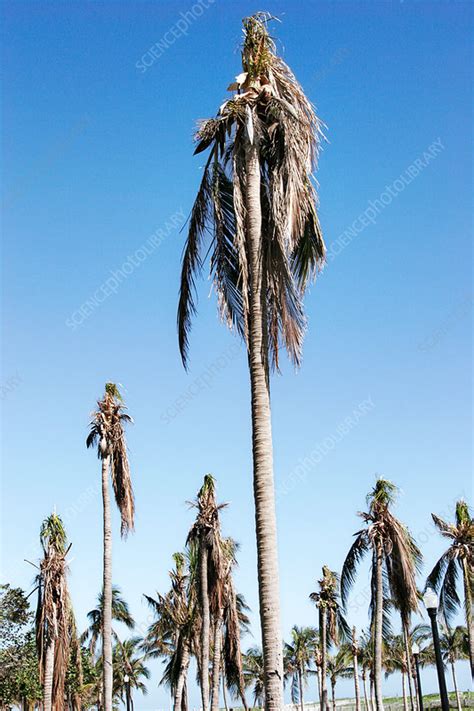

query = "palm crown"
[178, 12, 325, 370]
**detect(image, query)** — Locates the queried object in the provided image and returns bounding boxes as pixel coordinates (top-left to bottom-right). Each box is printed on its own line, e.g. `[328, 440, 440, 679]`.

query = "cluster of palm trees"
[14, 11, 473, 711]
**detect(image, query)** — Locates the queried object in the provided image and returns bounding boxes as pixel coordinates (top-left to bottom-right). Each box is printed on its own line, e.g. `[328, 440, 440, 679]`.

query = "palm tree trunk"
[210, 613, 223, 711]
[374, 542, 384, 711]
[462, 558, 474, 677]
[402, 620, 416, 711]
[352, 629, 361, 711]
[401, 672, 408, 711]
[320, 608, 329, 711]
[316, 666, 322, 705]
[101, 455, 113, 711]
[370, 674, 375, 711]
[298, 666, 304, 711]
[43, 639, 55, 711]
[173, 641, 190, 711]
[245, 138, 283, 711]
[331, 679, 336, 711]
[451, 661, 462, 711]
[362, 671, 370, 711]
[199, 543, 210, 711]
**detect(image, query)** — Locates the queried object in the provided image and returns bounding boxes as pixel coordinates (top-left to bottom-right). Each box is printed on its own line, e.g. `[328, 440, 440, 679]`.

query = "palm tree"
[310, 566, 349, 711]
[341, 479, 421, 711]
[284, 626, 318, 711]
[35, 513, 74, 711]
[351, 628, 361, 711]
[81, 586, 135, 655]
[327, 647, 353, 711]
[143, 551, 196, 711]
[177, 14, 326, 709]
[113, 637, 150, 709]
[427, 500, 473, 675]
[384, 635, 410, 711]
[87, 382, 135, 711]
[358, 631, 374, 711]
[440, 625, 469, 711]
[187, 474, 227, 711]
[243, 647, 265, 708]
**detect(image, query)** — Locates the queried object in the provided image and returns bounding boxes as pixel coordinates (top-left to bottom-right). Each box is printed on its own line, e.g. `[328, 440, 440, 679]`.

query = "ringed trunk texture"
[374, 542, 384, 711]
[462, 558, 474, 677]
[43, 638, 55, 711]
[173, 641, 190, 711]
[320, 608, 329, 711]
[245, 140, 283, 710]
[199, 544, 210, 711]
[210, 615, 223, 711]
[402, 620, 416, 711]
[102, 455, 113, 711]
[451, 661, 462, 711]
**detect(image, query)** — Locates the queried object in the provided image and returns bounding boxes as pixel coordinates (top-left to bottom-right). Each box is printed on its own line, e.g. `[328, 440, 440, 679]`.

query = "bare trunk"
[362, 671, 370, 711]
[320, 608, 329, 711]
[401, 672, 408, 711]
[298, 667, 304, 711]
[374, 542, 384, 711]
[173, 641, 190, 711]
[210, 614, 223, 711]
[402, 620, 416, 711]
[451, 661, 462, 711]
[245, 139, 283, 711]
[316, 666, 322, 705]
[199, 544, 210, 711]
[331, 679, 336, 711]
[352, 628, 361, 711]
[43, 639, 55, 711]
[102, 455, 113, 711]
[370, 675, 375, 711]
[222, 673, 229, 711]
[462, 558, 474, 677]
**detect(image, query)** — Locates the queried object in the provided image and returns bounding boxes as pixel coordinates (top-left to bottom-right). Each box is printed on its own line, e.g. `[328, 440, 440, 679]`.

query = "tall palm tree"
[427, 500, 473, 676]
[87, 382, 135, 711]
[310, 566, 349, 711]
[81, 586, 135, 655]
[327, 647, 353, 711]
[187, 474, 226, 711]
[35, 513, 74, 711]
[177, 14, 326, 709]
[243, 647, 265, 708]
[341, 479, 421, 711]
[440, 625, 469, 711]
[284, 626, 318, 711]
[113, 637, 150, 709]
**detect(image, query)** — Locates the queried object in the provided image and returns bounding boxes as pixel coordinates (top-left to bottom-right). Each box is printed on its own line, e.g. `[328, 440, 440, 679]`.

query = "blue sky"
[1, 0, 472, 708]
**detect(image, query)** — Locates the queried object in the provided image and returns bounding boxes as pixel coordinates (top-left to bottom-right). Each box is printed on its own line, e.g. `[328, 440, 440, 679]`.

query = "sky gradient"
[1, 1, 473, 708]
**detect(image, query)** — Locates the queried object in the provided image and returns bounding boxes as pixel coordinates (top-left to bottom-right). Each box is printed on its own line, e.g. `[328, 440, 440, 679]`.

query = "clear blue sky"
[1, 1, 472, 708]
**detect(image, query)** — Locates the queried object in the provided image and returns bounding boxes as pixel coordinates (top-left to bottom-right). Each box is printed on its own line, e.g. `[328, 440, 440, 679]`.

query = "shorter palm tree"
[384, 636, 410, 711]
[327, 647, 353, 711]
[284, 626, 318, 711]
[243, 647, 265, 708]
[81, 586, 135, 656]
[427, 500, 473, 676]
[440, 625, 468, 711]
[113, 637, 150, 709]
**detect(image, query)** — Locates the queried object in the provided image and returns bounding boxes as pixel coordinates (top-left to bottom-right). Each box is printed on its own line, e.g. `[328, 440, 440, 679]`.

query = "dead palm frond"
[178, 12, 325, 371]
[87, 382, 134, 536]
